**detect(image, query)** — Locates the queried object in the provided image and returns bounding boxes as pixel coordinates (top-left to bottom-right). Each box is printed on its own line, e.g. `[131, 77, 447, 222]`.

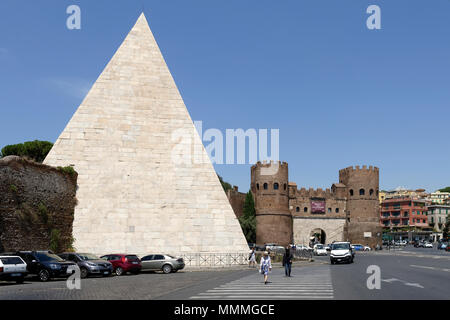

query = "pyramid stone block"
[44, 14, 249, 261]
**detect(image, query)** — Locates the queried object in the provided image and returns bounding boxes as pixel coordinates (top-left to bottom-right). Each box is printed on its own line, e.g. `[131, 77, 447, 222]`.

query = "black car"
[16, 251, 77, 282]
[58, 252, 113, 278]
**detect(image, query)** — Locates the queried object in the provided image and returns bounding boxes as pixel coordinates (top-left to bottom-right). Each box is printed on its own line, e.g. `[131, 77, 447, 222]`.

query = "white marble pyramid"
[44, 13, 249, 259]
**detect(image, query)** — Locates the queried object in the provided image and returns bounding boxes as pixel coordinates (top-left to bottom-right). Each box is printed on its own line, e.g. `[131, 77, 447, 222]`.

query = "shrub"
[57, 166, 76, 177]
[49, 229, 61, 253]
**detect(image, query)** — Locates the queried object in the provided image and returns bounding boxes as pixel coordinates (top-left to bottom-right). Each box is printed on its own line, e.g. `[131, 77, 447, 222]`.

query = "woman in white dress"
[260, 251, 272, 284]
[248, 248, 256, 267]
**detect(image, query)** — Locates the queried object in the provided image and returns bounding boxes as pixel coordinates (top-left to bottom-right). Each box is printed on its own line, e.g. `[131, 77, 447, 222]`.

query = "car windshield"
[78, 253, 100, 260]
[35, 252, 64, 262]
[332, 243, 350, 250]
[316, 245, 323, 249]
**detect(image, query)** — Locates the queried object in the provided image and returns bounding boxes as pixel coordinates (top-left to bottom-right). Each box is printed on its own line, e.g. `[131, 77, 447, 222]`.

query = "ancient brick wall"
[226, 187, 246, 219]
[0, 156, 77, 252]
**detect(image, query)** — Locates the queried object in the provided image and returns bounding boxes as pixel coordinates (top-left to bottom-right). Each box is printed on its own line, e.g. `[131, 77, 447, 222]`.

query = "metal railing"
[180, 253, 248, 268]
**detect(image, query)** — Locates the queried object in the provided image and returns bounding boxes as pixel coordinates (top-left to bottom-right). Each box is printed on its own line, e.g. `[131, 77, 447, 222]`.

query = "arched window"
[263, 183, 268, 190]
[335, 208, 339, 213]
[256, 183, 259, 190]
[376, 189, 379, 196]
[284, 183, 287, 190]
[274, 183, 279, 190]
[360, 188, 365, 196]
[328, 208, 332, 213]
[350, 189, 354, 196]
[370, 189, 374, 196]
[304, 207, 308, 212]
[296, 207, 300, 212]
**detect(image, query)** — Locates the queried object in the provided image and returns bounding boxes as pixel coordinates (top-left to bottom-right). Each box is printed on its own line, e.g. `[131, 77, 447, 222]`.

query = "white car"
[313, 244, 328, 256]
[330, 242, 354, 264]
[296, 245, 313, 252]
[0, 255, 28, 284]
[424, 242, 433, 248]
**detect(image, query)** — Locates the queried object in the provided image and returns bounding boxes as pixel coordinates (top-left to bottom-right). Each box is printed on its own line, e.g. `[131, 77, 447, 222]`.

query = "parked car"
[424, 242, 433, 248]
[15, 251, 76, 282]
[438, 242, 448, 250]
[296, 245, 313, 252]
[99, 254, 141, 276]
[140, 254, 185, 274]
[58, 252, 113, 278]
[352, 244, 364, 251]
[0, 255, 28, 284]
[254, 244, 266, 252]
[330, 242, 354, 264]
[324, 244, 332, 251]
[363, 246, 372, 251]
[313, 244, 328, 256]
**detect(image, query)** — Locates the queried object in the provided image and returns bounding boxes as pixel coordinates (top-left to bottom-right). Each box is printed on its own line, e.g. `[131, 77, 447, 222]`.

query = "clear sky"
[1, 0, 449, 193]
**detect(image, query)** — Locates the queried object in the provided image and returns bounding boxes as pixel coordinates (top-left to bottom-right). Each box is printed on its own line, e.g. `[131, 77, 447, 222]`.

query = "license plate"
[337, 259, 342, 261]
[10, 273, 21, 277]
[132, 262, 138, 264]
[104, 271, 109, 275]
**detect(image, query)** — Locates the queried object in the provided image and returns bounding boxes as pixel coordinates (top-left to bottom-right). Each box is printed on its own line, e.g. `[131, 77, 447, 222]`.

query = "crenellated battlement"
[339, 165, 379, 175]
[251, 160, 288, 171]
[295, 187, 334, 198]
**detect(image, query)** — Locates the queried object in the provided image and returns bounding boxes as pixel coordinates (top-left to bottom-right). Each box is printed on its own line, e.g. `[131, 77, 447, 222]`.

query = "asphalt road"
[1, 247, 449, 300]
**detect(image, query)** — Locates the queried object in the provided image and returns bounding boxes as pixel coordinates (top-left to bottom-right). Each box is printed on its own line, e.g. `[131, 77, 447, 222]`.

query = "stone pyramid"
[44, 13, 249, 258]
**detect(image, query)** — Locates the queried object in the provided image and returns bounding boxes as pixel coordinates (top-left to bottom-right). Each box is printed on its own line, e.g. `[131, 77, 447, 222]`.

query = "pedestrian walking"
[259, 251, 272, 284]
[248, 247, 256, 268]
[282, 245, 292, 277]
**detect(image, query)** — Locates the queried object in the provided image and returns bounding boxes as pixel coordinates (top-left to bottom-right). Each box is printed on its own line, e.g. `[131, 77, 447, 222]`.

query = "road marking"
[410, 265, 450, 273]
[190, 267, 334, 300]
[404, 283, 424, 289]
[382, 277, 424, 289]
[381, 278, 401, 283]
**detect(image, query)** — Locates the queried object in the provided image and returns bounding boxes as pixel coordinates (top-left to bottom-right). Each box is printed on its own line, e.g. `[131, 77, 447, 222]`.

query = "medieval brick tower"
[339, 166, 382, 247]
[251, 161, 292, 246]
[248, 162, 382, 248]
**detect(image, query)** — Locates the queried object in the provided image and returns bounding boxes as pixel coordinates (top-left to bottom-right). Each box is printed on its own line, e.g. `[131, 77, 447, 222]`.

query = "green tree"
[218, 175, 233, 193]
[1, 140, 53, 163]
[438, 187, 450, 193]
[238, 191, 256, 243]
[443, 215, 450, 239]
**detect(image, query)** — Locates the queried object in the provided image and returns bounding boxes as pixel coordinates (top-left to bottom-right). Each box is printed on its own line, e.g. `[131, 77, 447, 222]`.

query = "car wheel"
[16, 277, 25, 284]
[115, 267, 124, 276]
[38, 269, 50, 282]
[80, 267, 89, 279]
[162, 264, 172, 274]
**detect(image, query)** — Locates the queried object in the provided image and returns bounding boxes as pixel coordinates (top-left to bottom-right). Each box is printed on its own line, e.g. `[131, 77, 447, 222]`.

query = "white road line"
[410, 265, 450, 272]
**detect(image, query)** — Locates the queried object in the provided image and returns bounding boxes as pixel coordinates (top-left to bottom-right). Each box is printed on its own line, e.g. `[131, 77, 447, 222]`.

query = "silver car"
[140, 254, 185, 274]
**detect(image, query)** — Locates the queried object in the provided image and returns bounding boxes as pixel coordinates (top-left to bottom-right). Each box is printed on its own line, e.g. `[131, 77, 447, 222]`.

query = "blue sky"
[1, 0, 449, 193]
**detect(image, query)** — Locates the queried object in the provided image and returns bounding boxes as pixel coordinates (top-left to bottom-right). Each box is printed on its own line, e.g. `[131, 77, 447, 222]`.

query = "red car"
[100, 254, 141, 276]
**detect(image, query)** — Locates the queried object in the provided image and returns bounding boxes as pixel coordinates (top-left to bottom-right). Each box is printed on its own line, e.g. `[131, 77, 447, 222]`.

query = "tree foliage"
[438, 186, 450, 193]
[443, 215, 450, 239]
[1, 140, 53, 163]
[238, 191, 256, 243]
[218, 175, 233, 192]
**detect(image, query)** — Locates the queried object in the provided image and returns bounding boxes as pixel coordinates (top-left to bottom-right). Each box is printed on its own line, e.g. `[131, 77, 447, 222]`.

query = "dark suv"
[16, 251, 77, 282]
[58, 252, 113, 278]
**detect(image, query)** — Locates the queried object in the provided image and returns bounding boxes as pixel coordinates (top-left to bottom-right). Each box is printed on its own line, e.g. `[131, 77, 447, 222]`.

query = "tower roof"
[44, 13, 248, 256]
